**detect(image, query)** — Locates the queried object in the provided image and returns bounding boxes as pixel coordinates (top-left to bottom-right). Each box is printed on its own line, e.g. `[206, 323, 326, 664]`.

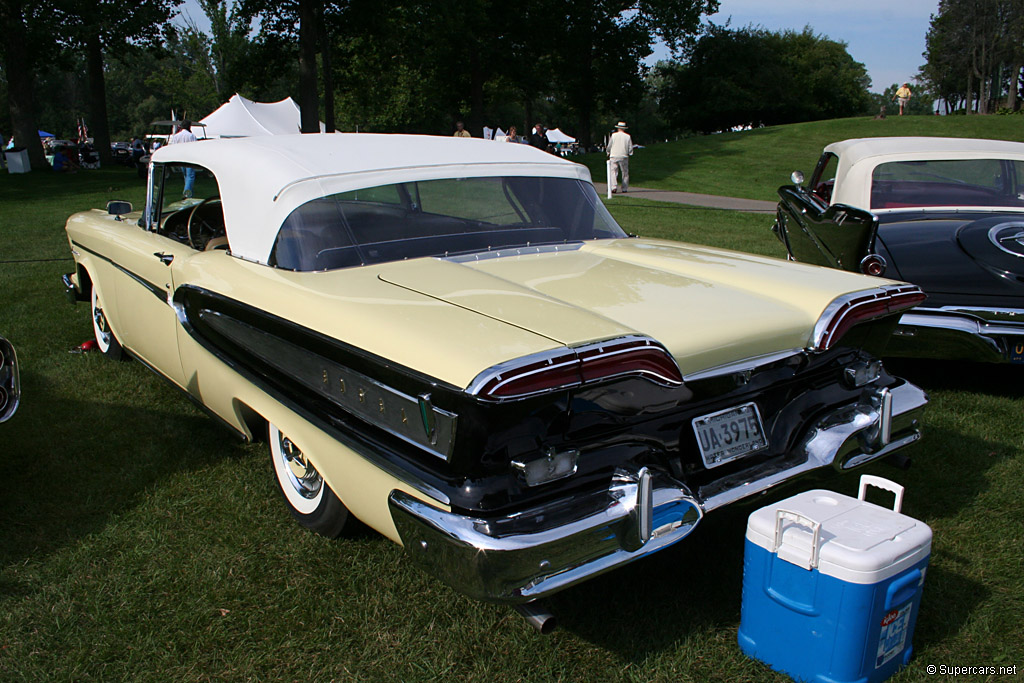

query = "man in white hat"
[607, 121, 633, 193]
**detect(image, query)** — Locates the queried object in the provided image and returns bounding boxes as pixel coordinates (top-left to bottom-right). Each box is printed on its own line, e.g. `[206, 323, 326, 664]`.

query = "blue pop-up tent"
[38, 130, 54, 137]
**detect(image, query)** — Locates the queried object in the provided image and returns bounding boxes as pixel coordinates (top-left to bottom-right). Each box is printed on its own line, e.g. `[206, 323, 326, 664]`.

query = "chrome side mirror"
[790, 171, 805, 186]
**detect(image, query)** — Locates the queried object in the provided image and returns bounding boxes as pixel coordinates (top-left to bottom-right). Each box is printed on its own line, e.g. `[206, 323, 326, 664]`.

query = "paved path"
[592, 182, 777, 214]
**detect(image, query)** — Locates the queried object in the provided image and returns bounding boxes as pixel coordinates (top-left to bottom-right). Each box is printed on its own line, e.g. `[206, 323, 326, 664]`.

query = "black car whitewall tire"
[269, 422, 350, 538]
[91, 285, 124, 360]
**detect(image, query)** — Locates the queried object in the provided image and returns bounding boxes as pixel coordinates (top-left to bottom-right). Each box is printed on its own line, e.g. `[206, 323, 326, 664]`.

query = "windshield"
[271, 176, 625, 271]
[871, 158, 1024, 209]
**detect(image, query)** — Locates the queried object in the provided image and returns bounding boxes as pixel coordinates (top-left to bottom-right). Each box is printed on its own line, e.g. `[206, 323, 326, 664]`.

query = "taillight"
[812, 285, 926, 351]
[468, 335, 682, 400]
[859, 253, 887, 277]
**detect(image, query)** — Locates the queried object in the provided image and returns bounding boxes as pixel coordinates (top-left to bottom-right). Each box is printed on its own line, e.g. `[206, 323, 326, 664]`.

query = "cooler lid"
[746, 487, 932, 584]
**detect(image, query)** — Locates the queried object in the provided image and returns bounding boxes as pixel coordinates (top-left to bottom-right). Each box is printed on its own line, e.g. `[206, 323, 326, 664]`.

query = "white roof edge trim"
[273, 161, 593, 201]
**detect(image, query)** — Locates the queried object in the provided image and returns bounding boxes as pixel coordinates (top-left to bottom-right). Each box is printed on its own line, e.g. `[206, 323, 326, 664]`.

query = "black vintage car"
[775, 136, 1024, 364]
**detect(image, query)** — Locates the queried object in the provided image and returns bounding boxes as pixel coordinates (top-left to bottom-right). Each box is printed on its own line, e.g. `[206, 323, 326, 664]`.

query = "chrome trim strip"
[900, 309, 1024, 336]
[811, 284, 924, 350]
[199, 310, 458, 461]
[682, 348, 803, 383]
[70, 240, 167, 304]
[873, 206, 1024, 216]
[465, 334, 683, 399]
[444, 242, 585, 263]
[389, 467, 702, 603]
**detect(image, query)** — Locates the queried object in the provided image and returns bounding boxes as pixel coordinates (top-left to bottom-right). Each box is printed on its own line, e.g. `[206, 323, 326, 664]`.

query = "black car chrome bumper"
[889, 307, 1024, 363]
[388, 380, 927, 603]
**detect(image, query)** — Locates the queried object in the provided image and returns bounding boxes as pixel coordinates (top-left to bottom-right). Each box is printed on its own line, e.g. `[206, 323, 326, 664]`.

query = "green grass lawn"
[581, 114, 1024, 201]
[1, 159, 1022, 681]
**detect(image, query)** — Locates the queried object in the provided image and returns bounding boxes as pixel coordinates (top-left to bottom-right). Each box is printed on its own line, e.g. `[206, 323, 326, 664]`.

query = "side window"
[150, 163, 225, 250]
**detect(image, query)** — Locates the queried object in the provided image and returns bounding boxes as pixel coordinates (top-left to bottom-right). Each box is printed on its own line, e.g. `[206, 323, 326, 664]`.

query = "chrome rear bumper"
[890, 307, 1024, 363]
[389, 380, 926, 603]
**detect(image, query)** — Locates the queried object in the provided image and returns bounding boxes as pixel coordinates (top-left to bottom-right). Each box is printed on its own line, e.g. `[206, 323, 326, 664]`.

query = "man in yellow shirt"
[454, 121, 471, 138]
[894, 84, 912, 116]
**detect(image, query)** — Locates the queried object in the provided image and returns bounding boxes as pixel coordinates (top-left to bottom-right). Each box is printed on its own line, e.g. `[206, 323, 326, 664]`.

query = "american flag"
[77, 118, 89, 144]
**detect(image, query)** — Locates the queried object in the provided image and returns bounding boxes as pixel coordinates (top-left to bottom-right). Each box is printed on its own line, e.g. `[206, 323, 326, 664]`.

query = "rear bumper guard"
[388, 381, 926, 603]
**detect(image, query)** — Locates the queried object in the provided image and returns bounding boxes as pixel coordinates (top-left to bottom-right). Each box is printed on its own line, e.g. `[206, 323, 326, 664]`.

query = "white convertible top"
[825, 137, 1024, 208]
[151, 133, 591, 264]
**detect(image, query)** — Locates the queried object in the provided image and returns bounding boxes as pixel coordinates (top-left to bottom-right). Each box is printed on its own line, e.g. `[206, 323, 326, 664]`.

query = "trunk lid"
[377, 239, 892, 375]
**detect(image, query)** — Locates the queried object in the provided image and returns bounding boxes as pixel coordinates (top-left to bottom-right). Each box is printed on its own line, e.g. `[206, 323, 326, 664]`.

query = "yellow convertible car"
[64, 134, 926, 623]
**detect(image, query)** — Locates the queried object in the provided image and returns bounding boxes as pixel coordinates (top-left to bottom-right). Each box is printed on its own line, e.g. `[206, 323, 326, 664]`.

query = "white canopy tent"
[198, 94, 325, 139]
[545, 128, 576, 143]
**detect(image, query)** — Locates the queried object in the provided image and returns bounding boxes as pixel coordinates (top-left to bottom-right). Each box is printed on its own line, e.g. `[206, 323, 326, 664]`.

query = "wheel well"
[77, 264, 93, 297]
[232, 399, 267, 443]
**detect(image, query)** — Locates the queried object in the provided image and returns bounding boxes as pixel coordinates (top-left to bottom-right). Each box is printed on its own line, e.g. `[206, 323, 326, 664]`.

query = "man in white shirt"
[168, 120, 198, 198]
[607, 121, 633, 193]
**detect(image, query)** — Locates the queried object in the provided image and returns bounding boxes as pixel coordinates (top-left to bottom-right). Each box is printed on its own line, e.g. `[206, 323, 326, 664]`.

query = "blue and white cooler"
[738, 476, 931, 683]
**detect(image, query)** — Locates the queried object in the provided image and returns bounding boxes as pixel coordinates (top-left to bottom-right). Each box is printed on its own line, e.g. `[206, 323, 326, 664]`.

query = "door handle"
[154, 252, 174, 265]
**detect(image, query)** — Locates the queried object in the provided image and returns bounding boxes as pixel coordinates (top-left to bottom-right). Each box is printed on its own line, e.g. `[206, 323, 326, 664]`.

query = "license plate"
[1010, 341, 1024, 364]
[692, 402, 768, 468]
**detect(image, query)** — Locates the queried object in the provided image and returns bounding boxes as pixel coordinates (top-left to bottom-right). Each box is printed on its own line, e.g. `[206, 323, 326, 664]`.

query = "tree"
[0, 0, 58, 170]
[658, 26, 871, 133]
[57, 0, 177, 162]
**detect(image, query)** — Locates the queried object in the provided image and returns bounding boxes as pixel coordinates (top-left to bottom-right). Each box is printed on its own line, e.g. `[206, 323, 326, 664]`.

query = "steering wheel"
[187, 197, 224, 250]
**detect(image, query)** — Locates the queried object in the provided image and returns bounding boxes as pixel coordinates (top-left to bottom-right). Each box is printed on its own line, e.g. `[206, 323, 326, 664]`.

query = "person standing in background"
[607, 121, 633, 194]
[894, 83, 912, 116]
[168, 120, 198, 197]
[453, 121, 471, 138]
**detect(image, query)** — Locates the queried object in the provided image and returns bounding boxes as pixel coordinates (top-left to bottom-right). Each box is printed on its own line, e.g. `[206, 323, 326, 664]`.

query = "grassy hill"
[580, 115, 1024, 200]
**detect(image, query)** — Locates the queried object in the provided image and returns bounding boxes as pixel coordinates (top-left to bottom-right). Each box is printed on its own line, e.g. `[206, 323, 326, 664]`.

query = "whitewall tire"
[269, 422, 350, 538]
[91, 285, 124, 360]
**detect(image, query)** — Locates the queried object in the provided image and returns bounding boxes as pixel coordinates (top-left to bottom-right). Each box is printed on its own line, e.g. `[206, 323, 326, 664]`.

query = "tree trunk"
[1010, 63, 1022, 111]
[967, 68, 974, 114]
[85, 33, 112, 164]
[316, 3, 334, 132]
[298, 0, 320, 134]
[0, 1, 46, 170]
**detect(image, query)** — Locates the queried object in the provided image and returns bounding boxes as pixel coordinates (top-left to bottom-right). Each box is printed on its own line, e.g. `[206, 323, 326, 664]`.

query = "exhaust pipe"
[515, 601, 557, 635]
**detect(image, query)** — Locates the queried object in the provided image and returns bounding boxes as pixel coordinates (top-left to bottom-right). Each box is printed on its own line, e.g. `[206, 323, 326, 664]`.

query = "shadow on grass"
[0, 363, 245, 573]
[884, 359, 1024, 400]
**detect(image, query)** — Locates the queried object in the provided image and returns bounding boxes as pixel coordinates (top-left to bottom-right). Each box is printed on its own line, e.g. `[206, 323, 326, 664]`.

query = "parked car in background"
[0, 336, 20, 422]
[110, 141, 133, 165]
[64, 134, 927, 622]
[775, 137, 1024, 364]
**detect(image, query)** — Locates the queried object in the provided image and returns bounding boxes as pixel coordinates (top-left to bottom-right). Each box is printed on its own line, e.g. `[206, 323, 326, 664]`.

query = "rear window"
[871, 159, 1024, 209]
[271, 176, 625, 271]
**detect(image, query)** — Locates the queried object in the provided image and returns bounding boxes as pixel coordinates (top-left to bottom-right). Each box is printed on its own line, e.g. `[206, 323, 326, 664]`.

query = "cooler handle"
[772, 509, 821, 570]
[858, 474, 904, 513]
[884, 568, 922, 610]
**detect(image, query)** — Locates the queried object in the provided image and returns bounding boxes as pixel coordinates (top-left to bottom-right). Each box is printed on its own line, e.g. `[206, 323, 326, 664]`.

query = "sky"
[178, 0, 939, 95]
[648, 0, 941, 93]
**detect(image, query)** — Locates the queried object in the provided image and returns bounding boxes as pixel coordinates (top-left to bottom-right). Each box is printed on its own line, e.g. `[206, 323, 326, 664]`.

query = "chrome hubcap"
[280, 435, 322, 499]
[93, 302, 111, 345]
